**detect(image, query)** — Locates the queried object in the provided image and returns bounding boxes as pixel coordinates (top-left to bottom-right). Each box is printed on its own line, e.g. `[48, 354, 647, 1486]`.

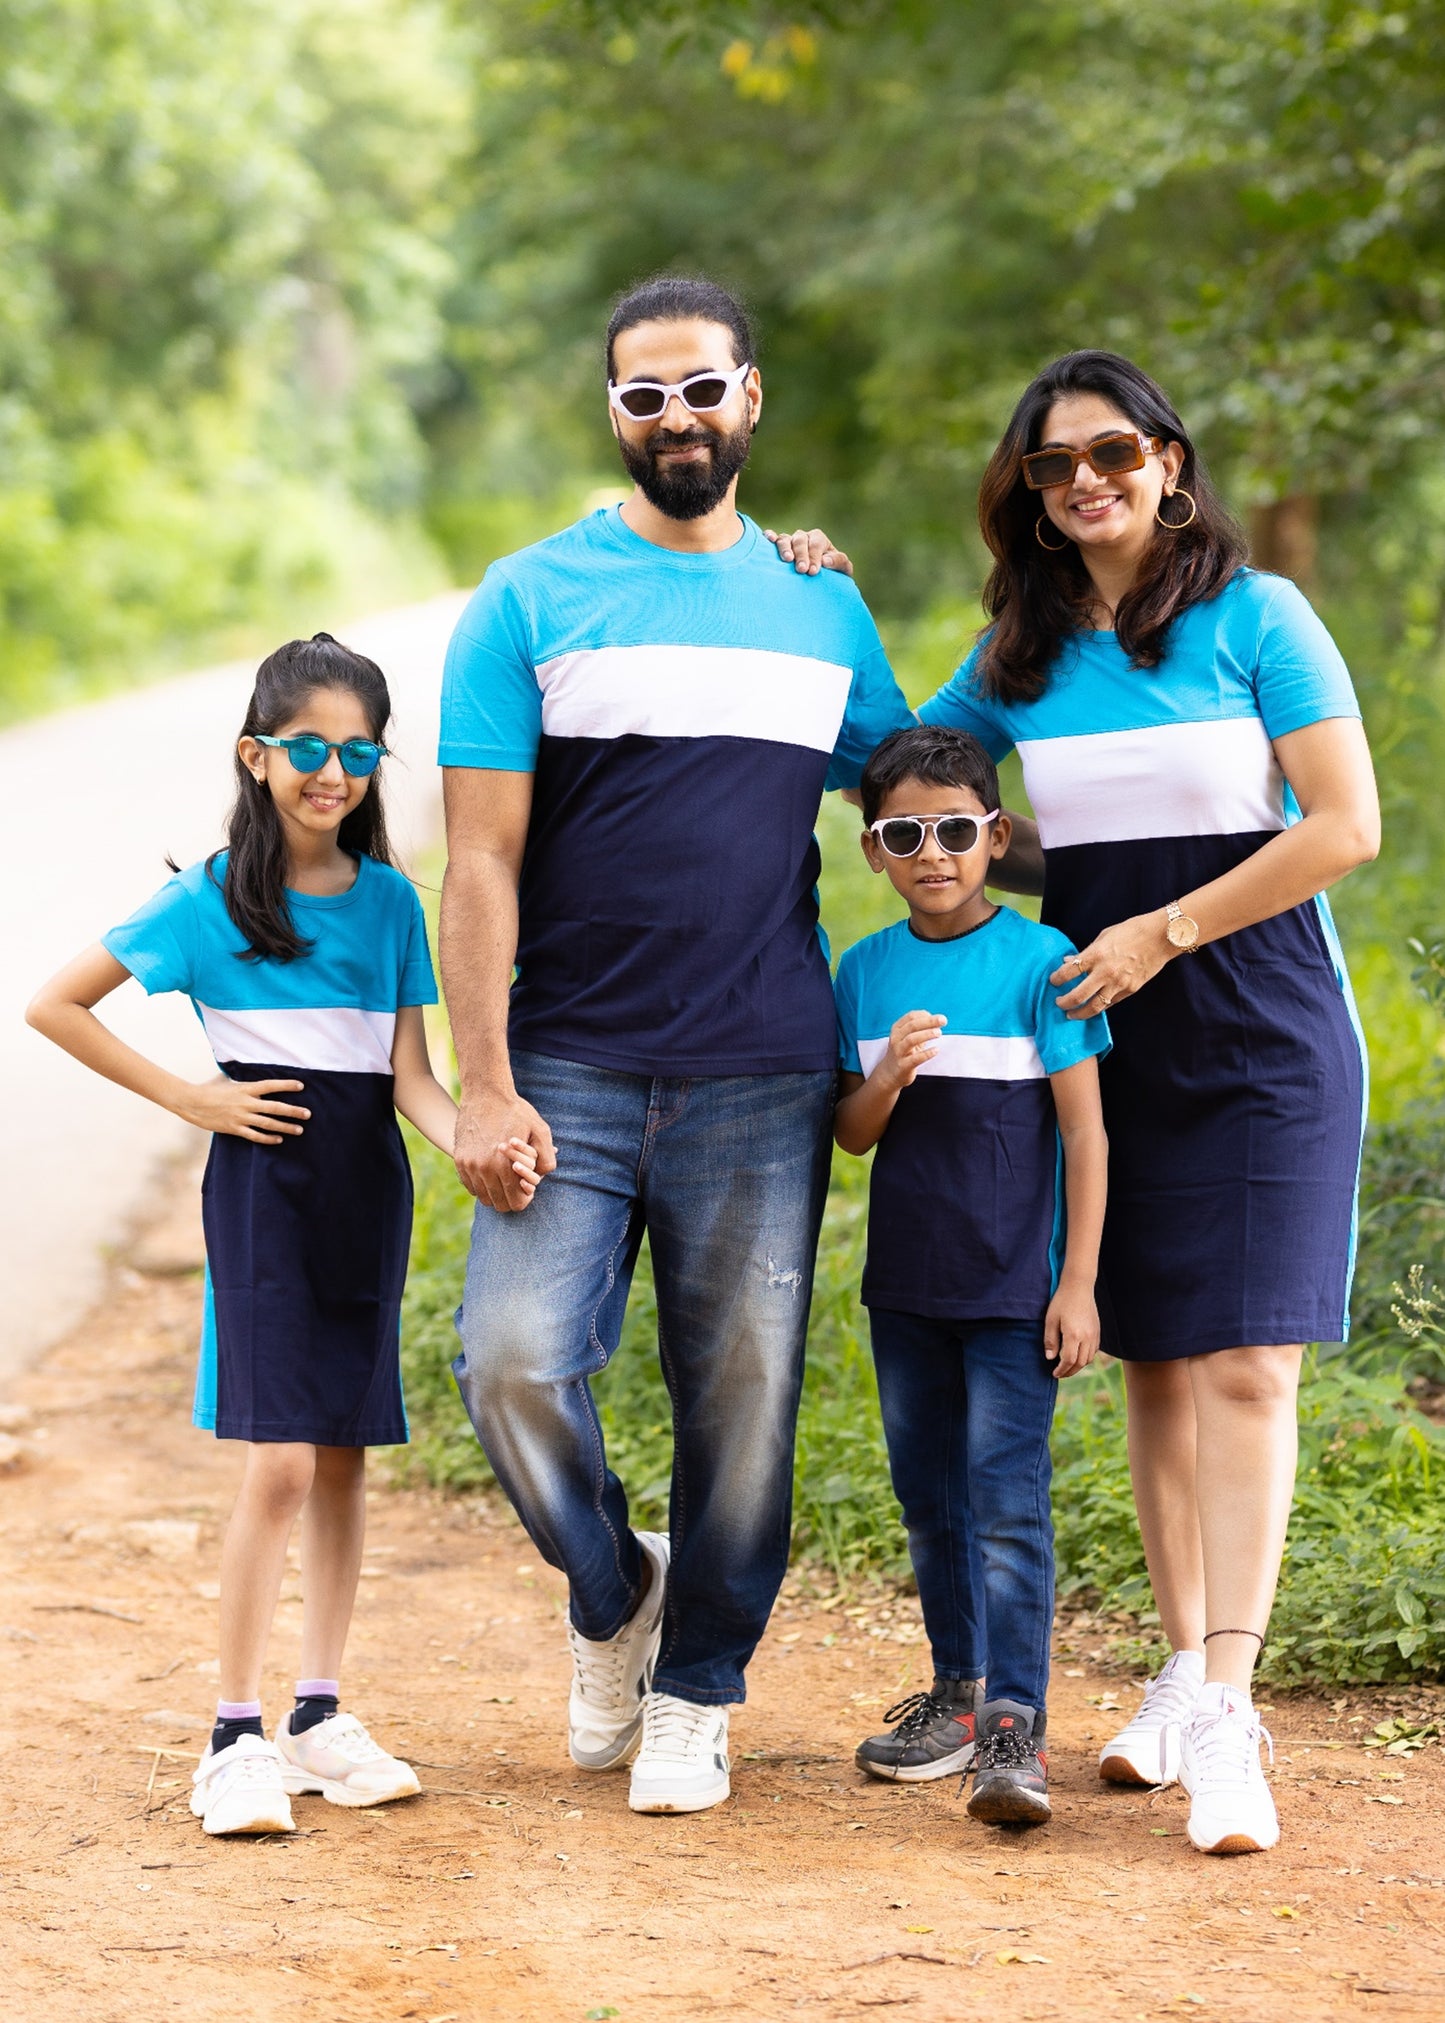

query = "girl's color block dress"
[920, 569, 1367, 1360]
[104, 851, 438, 1443]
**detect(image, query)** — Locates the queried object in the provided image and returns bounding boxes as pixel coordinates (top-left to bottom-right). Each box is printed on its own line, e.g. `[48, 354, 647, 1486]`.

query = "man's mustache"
[643, 429, 716, 457]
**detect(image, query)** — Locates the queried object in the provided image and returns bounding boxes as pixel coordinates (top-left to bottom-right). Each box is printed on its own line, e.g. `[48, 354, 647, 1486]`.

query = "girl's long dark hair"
[976, 350, 1248, 703]
[217, 633, 397, 962]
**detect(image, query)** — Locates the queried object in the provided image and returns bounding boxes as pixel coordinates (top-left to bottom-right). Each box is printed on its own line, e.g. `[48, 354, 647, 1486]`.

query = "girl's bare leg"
[218, 1443, 317, 1704]
[1122, 1359, 1206, 1654]
[298, 1446, 367, 1685]
[1189, 1343, 1302, 1690]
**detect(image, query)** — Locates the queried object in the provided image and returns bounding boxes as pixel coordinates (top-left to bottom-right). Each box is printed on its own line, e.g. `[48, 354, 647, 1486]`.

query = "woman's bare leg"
[297, 1446, 367, 1685]
[218, 1443, 317, 1704]
[1122, 1360, 1206, 1653]
[1189, 1344, 1302, 1690]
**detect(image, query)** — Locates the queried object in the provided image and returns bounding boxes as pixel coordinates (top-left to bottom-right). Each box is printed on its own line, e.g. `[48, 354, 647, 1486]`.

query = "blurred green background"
[8, 0, 1445, 1680]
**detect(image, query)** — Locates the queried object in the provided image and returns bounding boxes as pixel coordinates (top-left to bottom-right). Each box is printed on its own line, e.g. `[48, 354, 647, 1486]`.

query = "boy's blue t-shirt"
[103, 851, 438, 1073]
[439, 506, 914, 1075]
[835, 905, 1110, 1321]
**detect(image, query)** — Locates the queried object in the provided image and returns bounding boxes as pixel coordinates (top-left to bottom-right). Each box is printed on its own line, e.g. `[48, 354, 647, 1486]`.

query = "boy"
[835, 724, 1109, 1824]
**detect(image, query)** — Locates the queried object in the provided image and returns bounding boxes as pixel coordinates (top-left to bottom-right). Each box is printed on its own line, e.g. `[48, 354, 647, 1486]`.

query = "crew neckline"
[285, 852, 367, 908]
[906, 904, 1004, 947]
[603, 503, 759, 568]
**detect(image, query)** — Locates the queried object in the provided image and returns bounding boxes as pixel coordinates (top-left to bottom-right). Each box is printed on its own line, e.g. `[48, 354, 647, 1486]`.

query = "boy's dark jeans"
[867, 1310, 1057, 1710]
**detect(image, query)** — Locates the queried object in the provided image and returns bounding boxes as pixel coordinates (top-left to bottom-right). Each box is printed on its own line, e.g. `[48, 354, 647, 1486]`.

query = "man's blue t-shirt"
[835, 906, 1110, 1321]
[103, 851, 438, 1072]
[439, 506, 914, 1074]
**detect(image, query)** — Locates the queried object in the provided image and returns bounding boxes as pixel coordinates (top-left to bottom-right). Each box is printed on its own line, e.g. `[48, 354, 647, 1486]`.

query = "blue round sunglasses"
[253, 733, 387, 777]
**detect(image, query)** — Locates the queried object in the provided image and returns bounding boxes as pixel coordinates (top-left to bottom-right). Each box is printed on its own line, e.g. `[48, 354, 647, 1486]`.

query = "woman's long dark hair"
[976, 350, 1248, 702]
[216, 633, 397, 962]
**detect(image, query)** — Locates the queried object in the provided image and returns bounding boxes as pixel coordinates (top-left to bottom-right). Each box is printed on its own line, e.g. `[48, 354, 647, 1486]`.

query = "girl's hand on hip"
[178, 1074, 309, 1144]
[1051, 913, 1173, 1019]
[1044, 1280, 1100, 1378]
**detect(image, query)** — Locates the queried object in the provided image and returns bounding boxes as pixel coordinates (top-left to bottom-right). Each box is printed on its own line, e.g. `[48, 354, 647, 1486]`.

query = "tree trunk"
[1248, 495, 1319, 588]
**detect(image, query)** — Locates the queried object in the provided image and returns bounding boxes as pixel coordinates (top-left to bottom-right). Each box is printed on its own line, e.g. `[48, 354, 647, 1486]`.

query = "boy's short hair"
[859, 724, 1001, 828]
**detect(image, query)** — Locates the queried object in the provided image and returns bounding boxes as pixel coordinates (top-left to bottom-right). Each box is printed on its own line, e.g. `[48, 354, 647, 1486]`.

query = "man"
[437, 273, 912, 1816]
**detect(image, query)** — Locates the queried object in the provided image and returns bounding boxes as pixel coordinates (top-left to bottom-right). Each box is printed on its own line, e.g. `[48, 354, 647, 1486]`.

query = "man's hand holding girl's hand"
[1044, 1277, 1100, 1378]
[875, 1010, 946, 1091]
[454, 1094, 557, 1211]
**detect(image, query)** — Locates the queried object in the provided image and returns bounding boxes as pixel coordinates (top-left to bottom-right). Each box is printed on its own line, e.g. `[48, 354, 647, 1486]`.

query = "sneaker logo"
[999, 1716, 1015, 1729]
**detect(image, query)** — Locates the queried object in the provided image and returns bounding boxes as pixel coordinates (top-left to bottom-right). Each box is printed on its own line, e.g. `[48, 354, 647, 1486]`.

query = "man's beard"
[618, 418, 753, 520]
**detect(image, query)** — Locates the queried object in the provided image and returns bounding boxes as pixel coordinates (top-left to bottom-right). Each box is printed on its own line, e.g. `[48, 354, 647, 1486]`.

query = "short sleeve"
[917, 643, 1014, 762]
[438, 565, 543, 771]
[1032, 937, 1111, 1076]
[398, 886, 439, 1008]
[834, 947, 864, 1074]
[1251, 578, 1361, 741]
[102, 877, 199, 996]
[824, 605, 915, 792]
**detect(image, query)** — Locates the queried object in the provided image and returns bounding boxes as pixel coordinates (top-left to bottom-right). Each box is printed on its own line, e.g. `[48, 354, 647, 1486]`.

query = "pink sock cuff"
[295, 1679, 340, 1700]
[216, 1700, 262, 1721]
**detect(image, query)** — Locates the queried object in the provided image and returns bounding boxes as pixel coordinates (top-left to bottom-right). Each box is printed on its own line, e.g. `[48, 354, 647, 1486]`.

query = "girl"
[28, 633, 514, 1837]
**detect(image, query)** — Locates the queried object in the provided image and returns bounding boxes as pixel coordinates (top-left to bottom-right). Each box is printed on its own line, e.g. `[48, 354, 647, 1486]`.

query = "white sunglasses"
[607, 360, 751, 422]
[869, 811, 1000, 858]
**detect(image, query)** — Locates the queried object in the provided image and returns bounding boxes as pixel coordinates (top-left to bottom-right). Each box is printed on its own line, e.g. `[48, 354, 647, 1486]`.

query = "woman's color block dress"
[920, 569, 1367, 1360]
[104, 852, 438, 1442]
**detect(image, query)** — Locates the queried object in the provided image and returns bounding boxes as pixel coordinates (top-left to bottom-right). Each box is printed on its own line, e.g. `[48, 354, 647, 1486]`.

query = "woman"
[772, 350, 1378, 1857]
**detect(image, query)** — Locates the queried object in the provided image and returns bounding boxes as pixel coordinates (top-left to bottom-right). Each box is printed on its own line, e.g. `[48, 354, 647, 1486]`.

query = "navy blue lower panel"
[1043, 834, 1364, 1357]
[863, 1078, 1059, 1319]
[201, 1061, 411, 1444]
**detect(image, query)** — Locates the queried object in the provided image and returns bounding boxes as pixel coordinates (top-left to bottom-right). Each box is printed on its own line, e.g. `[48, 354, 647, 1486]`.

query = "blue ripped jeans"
[453, 1051, 834, 1705]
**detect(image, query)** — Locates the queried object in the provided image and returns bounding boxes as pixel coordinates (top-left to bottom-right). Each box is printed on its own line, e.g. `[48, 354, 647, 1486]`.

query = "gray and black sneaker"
[966, 1699, 1051, 1825]
[855, 1677, 984, 1783]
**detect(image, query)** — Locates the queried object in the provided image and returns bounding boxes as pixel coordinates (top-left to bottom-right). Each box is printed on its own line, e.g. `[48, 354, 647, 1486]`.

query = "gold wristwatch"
[1165, 900, 1200, 952]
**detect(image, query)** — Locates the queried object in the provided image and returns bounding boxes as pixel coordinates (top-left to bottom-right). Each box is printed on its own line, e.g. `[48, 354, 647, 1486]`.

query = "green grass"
[389, 601, 1445, 1688]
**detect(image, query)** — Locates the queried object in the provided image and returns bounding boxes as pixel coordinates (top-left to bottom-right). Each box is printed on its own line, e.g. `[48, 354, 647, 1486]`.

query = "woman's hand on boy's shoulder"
[876, 1010, 946, 1092]
[1044, 1277, 1100, 1379]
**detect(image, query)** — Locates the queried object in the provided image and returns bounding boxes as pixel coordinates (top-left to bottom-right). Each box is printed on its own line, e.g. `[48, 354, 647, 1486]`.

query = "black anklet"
[1202, 1628, 1265, 1644]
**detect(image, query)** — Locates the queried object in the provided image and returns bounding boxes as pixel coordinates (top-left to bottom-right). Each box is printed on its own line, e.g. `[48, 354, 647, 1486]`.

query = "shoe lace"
[978, 1724, 1037, 1771]
[207, 1741, 282, 1791]
[568, 1620, 630, 1707]
[1138, 1661, 1201, 1726]
[882, 1690, 949, 1740]
[1192, 1704, 1274, 1784]
[643, 1694, 718, 1760]
[322, 1713, 387, 1763]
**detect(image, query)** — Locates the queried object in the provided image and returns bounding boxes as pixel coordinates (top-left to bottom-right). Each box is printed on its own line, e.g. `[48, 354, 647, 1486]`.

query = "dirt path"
[2, 1160, 1443, 2022]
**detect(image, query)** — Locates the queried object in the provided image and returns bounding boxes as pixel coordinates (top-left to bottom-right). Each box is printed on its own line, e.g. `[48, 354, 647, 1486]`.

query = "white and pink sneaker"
[1098, 1648, 1204, 1787]
[275, 1711, 420, 1808]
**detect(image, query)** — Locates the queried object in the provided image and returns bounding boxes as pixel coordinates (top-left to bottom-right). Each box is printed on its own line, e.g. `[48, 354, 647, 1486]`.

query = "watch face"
[1167, 915, 1199, 949]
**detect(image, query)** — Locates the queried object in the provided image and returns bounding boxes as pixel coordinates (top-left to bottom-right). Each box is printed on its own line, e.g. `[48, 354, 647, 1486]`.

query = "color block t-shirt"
[103, 851, 437, 1073]
[835, 906, 1110, 1320]
[439, 506, 913, 1074]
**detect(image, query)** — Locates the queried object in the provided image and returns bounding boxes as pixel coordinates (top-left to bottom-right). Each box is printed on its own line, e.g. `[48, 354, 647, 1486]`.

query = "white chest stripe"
[857, 1033, 1046, 1082]
[535, 643, 854, 752]
[198, 1004, 397, 1075]
[1017, 717, 1286, 849]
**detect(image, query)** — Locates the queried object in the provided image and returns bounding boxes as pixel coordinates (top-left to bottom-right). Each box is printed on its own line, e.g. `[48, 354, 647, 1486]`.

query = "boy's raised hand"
[877, 1010, 946, 1090]
[1044, 1278, 1100, 1379]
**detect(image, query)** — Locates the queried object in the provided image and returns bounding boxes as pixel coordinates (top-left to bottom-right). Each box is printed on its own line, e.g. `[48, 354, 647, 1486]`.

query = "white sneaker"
[275, 1710, 421, 1807]
[190, 1734, 295, 1836]
[1098, 1648, 1204, 1787]
[628, 1692, 731, 1814]
[568, 1529, 670, 1770]
[1179, 1681, 1279, 1855]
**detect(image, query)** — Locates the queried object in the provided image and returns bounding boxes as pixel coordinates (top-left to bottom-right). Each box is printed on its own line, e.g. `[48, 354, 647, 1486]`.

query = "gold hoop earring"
[1035, 514, 1069, 552]
[1156, 487, 1197, 529]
